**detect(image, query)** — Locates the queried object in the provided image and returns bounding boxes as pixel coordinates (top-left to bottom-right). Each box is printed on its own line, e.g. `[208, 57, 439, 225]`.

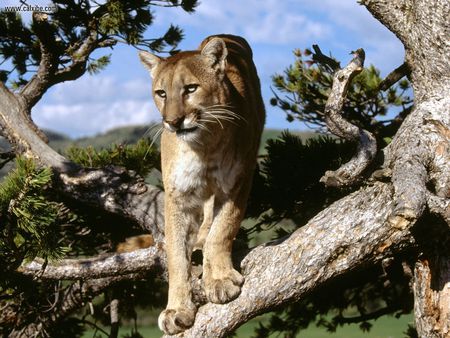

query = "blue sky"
[10, 0, 405, 138]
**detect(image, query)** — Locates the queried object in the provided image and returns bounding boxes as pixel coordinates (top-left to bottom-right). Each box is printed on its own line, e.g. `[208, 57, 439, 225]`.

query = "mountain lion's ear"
[201, 37, 227, 72]
[139, 51, 162, 78]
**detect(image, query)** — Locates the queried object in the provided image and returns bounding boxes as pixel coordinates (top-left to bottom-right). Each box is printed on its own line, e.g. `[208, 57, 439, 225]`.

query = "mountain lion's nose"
[164, 116, 184, 130]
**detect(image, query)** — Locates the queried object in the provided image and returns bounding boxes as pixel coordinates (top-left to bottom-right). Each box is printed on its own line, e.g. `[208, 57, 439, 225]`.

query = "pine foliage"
[271, 48, 413, 146]
[0, 0, 198, 86]
[246, 133, 354, 232]
[0, 157, 72, 272]
[66, 138, 160, 177]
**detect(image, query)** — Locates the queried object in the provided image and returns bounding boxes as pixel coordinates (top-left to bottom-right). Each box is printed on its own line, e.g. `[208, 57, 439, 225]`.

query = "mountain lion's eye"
[185, 84, 199, 94]
[155, 90, 166, 98]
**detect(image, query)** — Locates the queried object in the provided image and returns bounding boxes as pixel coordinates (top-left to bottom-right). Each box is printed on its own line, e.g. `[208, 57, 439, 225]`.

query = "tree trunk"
[414, 256, 450, 338]
[362, 1, 450, 336]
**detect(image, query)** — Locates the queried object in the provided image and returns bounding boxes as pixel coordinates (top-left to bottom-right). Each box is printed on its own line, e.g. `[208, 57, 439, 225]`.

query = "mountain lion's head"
[139, 38, 241, 144]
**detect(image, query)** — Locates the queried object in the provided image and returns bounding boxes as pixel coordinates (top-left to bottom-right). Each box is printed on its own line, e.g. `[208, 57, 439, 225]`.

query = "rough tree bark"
[361, 1, 449, 337]
[0, 0, 448, 337]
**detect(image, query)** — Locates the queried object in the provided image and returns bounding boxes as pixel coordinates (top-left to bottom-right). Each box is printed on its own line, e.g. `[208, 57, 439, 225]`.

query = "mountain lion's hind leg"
[193, 195, 214, 251]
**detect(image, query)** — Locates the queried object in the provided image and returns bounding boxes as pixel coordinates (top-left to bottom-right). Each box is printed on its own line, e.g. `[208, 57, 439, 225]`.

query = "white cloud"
[33, 100, 159, 138]
[32, 75, 159, 138]
[154, 0, 331, 45]
[245, 10, 330, 45]
[154, 0, 404, 77]
[300, 0, 405, 74]
[47, 75, 151, 104]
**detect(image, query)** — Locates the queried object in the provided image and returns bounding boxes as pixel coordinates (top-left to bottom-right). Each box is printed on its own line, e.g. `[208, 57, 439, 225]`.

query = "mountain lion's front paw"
[204, 269, 244, 304]
[158, 306, 196, 335]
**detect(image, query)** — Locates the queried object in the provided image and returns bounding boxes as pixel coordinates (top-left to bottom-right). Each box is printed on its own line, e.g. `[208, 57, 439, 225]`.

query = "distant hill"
[1, 125, 318, 178]
[47, 125, 156, 152]
[46, 125, 317, 154]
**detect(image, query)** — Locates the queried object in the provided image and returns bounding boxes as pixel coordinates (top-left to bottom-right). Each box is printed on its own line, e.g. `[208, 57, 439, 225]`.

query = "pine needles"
[0, 157, 71, 272]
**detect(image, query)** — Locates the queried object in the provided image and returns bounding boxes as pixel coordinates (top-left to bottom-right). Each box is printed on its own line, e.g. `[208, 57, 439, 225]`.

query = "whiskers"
[141, 122, 164, 159]
[199, 105, 247, 130]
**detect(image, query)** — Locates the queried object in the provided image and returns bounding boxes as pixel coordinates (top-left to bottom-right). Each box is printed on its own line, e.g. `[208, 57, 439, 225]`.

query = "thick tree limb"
[320, 48, 377, 187]
[18, 244, 167, 280]
[384, 97, 449, 227]
[0, 82, 69, 169]
[162, 182, 416, 337]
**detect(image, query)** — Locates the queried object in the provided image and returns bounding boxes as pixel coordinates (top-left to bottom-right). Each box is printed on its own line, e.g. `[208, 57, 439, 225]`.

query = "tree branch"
[379, 62, 411, 91]
[162, 182, 418, 337]
[58, 168, 165, 239]
[109, 298, 120, 338]
[18, 244, 167, 280]
[51, 29, 99, 85]
[413, 256, 450, 338]
[0, 81, 17, 108]
[0, 85, 74, 170]
[320, 48, 377, 187]
[6, 273, 145, 338]
[19, 13, 58, 110]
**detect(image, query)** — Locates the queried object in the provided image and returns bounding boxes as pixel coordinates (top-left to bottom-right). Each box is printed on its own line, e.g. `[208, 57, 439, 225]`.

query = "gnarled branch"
[18, 244, 167, 280]
[163, 182, 416, 337]
[58, 168, 165, 239]
[320, 48, 377, 187]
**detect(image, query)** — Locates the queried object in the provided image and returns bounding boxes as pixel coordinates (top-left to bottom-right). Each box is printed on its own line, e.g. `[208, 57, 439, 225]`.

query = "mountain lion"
[139, 34, 265, 334]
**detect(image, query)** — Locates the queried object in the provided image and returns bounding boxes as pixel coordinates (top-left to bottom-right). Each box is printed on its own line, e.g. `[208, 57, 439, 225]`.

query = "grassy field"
[83, 313, 413, 338]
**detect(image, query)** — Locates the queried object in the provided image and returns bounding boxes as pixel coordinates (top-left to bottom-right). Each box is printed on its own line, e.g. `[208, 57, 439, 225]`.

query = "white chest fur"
[170, 145, 206, 193]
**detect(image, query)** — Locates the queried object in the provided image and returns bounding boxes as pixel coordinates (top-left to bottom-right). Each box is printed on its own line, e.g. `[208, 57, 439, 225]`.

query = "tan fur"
[139, 34, 265, 335]
[116, 234, 154, 253]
